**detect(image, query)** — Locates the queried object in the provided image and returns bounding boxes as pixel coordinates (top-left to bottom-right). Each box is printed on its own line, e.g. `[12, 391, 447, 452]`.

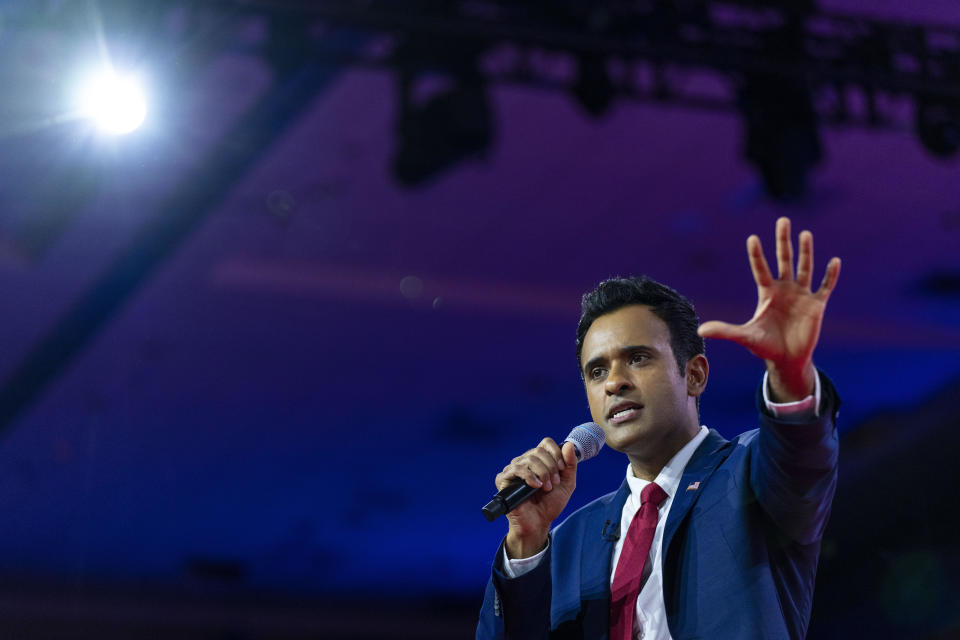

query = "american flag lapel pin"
[686, 481, 700, 491]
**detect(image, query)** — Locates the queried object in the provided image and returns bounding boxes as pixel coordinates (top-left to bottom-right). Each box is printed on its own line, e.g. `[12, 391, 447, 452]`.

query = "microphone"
[482, 422, 605, 522]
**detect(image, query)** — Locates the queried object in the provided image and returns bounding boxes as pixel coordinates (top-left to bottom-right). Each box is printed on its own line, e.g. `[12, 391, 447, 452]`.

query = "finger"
[796, 230, 814, 289]
[529, 444, 561, 470]
[538, 437, 565, 470]
[559, 442, 579, 488]
[497, 457, 550, 491]
[496, 462, 523, 491]
[561, 441, 579, 469]
[815, 257, 841, 300]
[698, 320, 751, 344]
[531, 449, 560, 490]
[775, 217, 794, 281]
[747, 235, 774, 287]
[524, 451, 561, 490]
[496, 468, 536, 492]
[498, 451, 549, 489]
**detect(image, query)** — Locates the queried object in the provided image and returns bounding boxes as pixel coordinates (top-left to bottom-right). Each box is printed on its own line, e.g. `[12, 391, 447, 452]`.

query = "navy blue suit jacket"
[477, 372, 839, 640]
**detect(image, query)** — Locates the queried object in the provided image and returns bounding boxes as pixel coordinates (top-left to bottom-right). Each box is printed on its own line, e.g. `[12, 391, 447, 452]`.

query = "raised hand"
[496, 438, 579, 559]
[697, 217, 841, 402]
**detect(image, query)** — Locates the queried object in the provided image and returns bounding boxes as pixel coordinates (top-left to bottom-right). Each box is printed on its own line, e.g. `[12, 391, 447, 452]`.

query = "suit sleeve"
[750, 369, 841, 545]
[477, 537, 553, 640]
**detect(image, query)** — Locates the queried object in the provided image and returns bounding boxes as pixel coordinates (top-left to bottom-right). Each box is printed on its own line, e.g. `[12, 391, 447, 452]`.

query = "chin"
[605, 421, 664, 450]
[603, 430, 645, 454]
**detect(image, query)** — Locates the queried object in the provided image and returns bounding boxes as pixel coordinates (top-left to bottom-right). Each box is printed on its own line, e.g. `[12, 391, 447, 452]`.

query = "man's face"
[580, 305, 701, 464]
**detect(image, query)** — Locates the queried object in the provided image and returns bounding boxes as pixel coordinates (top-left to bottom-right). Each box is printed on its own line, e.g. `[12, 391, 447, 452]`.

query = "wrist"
[505, 528, 549, 560]
[765, 360, 816, 403]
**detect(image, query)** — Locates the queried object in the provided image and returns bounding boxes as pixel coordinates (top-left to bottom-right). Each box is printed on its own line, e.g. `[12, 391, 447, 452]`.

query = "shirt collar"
[625, 425, 710, 501]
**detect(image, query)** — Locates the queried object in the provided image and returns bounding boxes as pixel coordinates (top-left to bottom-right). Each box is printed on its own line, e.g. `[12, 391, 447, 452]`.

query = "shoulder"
[701, 428, 763, 471]
[731, 428, 759, 448]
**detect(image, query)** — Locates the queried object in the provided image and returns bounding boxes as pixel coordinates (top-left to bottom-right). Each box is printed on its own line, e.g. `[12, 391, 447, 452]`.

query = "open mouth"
[608, 402, 642, 424]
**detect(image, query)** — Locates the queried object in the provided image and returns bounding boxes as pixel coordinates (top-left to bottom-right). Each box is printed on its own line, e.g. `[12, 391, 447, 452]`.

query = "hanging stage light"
[572, 54, 615, 118]
[737, 74, 823, 202]
[392, 76, 493, 187]
[914, 94, 960, 158]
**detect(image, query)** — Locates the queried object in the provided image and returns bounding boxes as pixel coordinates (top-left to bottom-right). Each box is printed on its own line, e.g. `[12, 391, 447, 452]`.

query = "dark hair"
[576, 276, 705, 376]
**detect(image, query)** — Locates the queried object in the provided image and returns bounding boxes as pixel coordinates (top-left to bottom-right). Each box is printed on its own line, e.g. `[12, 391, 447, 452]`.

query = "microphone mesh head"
[564, 422, 605, 461]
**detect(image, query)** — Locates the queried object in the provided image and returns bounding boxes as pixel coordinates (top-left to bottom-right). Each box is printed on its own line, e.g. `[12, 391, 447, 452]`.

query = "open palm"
[698, 217, 841, 400]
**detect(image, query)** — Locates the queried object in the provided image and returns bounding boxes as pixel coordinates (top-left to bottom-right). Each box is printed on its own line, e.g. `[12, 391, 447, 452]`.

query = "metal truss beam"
[223, 0, 960, 129]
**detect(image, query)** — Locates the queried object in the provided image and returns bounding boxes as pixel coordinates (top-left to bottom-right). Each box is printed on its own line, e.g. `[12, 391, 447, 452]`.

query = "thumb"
[561, 441, 579, 474]
[697, 320, 748, 343]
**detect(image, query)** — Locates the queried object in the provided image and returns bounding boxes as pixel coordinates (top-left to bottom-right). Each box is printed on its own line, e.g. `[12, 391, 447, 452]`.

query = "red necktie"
[609, 482, 668, 640]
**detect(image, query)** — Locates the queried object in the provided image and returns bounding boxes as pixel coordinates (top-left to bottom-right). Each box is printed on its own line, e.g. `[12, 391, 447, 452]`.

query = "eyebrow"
[582, 344, 655, 375]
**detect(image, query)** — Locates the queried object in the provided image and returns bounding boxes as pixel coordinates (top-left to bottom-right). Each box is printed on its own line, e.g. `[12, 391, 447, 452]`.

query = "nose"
[604, 361, 634, 395]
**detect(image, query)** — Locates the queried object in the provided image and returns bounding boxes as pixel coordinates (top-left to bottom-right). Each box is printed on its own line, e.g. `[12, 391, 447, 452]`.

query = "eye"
[589, 367, 606, 381]
[629, 352, 648, 365]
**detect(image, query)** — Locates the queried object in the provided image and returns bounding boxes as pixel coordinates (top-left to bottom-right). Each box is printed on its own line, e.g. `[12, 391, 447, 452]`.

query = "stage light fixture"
[77, 69, 147, 135]
[914, 94, 960, 158]
[737, 74, 823, 201]
[572, 54, 615, 118]
[392, 77, 493, 187]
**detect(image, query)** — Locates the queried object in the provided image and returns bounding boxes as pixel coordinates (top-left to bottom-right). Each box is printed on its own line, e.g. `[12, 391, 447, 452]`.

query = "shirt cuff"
[502, 539, 549, 578]
[762, 370, 820, 418]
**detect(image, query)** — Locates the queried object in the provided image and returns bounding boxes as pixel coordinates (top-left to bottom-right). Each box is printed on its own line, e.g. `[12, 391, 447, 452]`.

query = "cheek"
[585, 388, 604, 420]
[587, 398, 601, 420]
[668, 382, 691, 409]
[647, 379, 685, 410]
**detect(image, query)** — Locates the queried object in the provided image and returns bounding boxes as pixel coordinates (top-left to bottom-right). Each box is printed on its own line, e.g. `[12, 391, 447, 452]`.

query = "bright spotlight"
[77, 70, 147, 135]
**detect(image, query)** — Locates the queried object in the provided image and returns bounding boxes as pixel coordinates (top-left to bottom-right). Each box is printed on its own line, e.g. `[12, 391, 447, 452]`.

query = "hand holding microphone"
[483, 423, 605, 559]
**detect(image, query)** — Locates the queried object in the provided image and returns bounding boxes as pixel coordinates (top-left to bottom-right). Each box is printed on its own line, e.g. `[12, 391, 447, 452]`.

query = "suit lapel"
[577, 432, 731, 600]
[662, 429, 730, 554]
[581, 479, 630, 599]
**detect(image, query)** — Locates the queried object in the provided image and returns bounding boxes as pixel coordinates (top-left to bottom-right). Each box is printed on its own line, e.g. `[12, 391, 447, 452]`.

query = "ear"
[685, 354, 709, 398]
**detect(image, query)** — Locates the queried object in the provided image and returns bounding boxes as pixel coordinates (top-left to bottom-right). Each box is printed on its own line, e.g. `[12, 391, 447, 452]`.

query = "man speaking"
[477, 218, 842, 639]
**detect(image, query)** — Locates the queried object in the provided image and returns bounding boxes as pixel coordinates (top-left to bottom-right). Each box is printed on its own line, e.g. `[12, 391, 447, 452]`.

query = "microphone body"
[482, 422, 605, 522]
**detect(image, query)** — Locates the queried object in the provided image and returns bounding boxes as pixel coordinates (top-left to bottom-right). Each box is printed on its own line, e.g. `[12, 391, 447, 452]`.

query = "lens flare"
[77, 70, 147, 135]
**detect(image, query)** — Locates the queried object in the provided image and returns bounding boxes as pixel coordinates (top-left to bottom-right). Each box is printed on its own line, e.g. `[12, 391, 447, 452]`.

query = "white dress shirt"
[502, 373, 821, 639]
[609, 425, 709, 639]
